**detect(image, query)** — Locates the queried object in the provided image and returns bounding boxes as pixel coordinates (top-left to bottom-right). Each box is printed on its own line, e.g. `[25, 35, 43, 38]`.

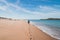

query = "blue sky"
[0, 0, 60, 19]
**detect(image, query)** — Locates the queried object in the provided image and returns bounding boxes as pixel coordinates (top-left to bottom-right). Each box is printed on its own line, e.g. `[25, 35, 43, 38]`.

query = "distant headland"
[40, 18, 60, 20]
[0, 17, 19, 20]
[0, 17, 12, 20]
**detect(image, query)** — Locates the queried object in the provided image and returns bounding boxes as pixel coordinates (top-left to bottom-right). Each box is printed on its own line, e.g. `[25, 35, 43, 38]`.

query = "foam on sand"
[30, 21, 60, 40]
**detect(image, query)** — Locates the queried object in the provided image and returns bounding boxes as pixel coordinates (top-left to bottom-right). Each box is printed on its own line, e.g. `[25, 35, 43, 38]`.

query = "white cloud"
[39, 5, 57, 13]
[0, 0, 60, 19]
[30, 5, 60, 18]
[1, 0, 31, 13]
[0, 5, 7, 11]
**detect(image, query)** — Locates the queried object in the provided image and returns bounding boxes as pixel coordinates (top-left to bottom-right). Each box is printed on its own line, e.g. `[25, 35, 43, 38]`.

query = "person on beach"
[28, 20, 30, 24]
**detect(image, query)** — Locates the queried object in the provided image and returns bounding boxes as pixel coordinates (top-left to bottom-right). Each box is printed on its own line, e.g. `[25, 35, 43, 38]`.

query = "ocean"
[30, 20, 60, 40]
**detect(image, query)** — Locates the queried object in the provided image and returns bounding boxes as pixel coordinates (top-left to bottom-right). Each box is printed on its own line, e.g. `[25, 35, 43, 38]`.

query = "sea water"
[30, 20, 60, 40]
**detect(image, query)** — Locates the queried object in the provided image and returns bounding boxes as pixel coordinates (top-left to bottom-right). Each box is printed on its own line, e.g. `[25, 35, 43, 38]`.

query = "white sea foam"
[30, 21, 60, 40]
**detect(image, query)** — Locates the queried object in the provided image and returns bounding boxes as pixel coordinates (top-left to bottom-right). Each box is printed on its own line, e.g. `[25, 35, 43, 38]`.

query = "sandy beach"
[0, 19, 57, 40]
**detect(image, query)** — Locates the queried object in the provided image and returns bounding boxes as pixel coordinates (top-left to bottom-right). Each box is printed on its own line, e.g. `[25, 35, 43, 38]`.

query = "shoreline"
[0, 19, 57, 40]
[30, 21, 59, 40]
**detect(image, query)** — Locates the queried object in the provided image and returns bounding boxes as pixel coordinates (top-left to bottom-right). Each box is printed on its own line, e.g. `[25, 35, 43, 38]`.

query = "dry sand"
[0, 19, 57, 40]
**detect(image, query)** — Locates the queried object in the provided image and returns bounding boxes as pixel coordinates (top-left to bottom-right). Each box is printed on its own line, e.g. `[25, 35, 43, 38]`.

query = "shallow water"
[30, 20, 60, 40]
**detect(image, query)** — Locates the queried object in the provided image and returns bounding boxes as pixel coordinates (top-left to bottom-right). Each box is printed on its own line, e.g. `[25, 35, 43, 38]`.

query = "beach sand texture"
[0, 19, 56, 40]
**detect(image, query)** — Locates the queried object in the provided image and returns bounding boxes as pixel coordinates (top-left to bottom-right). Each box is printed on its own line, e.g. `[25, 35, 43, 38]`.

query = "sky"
[0, 0, 60, 19]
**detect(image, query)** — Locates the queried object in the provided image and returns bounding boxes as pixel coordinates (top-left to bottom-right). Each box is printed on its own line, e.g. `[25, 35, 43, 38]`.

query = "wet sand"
[0, 19, 57, 40]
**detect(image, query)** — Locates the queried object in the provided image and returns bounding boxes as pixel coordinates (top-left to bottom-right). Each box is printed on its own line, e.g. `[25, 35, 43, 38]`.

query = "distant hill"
[0, 17, 20, 21]
[41, 18, 60, 20]
[0, 17, 7, 19]
[0, 17, 12, 20]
